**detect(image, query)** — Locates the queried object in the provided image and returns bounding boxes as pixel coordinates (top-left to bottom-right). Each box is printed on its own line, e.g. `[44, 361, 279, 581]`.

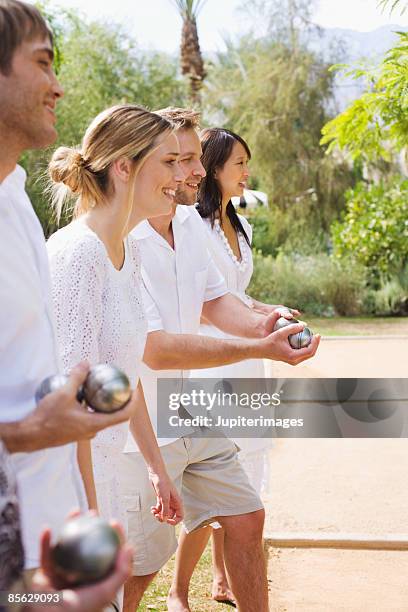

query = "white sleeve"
[48, 236, 106, 373]
[204, 256, 228, 302]
[140, 274, 164, 333]
[238, 214, 253, 245]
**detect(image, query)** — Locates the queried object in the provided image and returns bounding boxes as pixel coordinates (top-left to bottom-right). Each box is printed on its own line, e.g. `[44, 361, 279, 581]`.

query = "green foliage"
[364, 277, 408, 315]
[321, 31, 408, 163]
[248, 203, 327, 257]
[331, 179, 408, 281]
[25, 4, 187, 235]
[249, 251, 367, 315]
[204, 0, 355, 240]
[205, 36, 337, 205]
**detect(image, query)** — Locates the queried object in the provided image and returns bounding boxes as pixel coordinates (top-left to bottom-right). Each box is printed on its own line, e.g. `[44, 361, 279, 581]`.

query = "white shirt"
[47, 220, 147, 522]
[126, 205, 228, 450]
[0, 166, 83, 568]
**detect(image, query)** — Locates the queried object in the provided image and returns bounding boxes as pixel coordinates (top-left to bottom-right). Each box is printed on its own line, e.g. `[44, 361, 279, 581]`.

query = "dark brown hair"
[197, 128, 251, 245]
[0, 0, 53, 75]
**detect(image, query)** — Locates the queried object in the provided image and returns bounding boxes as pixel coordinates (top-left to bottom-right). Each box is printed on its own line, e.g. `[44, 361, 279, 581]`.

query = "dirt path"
[264, 440, 408, 611]
[265, 336, 408, 378]
[263, 336, 408, 611]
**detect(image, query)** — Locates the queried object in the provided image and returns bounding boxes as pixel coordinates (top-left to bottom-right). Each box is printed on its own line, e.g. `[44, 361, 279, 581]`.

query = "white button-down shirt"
[0, 166, 83, 568]
[126, 205, 227, 449]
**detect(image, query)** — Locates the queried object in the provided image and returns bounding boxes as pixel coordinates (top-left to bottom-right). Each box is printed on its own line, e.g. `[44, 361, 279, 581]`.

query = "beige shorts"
[119, 435, 263, 575]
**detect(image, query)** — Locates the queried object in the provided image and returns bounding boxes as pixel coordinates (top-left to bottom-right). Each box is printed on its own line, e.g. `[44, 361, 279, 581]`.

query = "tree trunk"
[180, 15, 206, 104]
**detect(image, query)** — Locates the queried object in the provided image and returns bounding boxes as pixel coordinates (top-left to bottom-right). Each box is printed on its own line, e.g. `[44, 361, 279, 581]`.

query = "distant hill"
[320, 24, 406, 61]
[315, 24, 408, 110]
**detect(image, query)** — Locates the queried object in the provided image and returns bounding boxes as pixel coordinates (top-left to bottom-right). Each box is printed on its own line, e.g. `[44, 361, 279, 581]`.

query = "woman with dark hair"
[196, 127, 282, 383]
[195, 128, 272, 605]
[197, 128, 252, 249]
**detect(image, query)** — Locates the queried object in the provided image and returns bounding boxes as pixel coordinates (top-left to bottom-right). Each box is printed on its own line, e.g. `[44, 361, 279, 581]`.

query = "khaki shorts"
[119, 435, 263, 576]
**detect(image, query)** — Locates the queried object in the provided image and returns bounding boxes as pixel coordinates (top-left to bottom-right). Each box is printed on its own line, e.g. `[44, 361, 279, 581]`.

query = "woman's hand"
[149, 471, 184, 526]
[251, 300, 301, 318]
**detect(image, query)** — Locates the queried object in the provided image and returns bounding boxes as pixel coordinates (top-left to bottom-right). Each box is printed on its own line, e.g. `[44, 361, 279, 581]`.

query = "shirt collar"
[131, 219, 154, 240]
[0, 164, 27, 192]
[175, 205, 192, 224]
[131, 205, 192, 242]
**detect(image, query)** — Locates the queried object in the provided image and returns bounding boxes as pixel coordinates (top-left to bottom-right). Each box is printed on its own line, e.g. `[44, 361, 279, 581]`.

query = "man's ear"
[111, 157, 132, 183]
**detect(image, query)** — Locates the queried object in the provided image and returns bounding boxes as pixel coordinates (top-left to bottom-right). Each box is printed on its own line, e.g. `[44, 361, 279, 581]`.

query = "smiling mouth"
[163, 188, 176, 200]
[45, 104, 56, 119]
[186, 182, 200, 189]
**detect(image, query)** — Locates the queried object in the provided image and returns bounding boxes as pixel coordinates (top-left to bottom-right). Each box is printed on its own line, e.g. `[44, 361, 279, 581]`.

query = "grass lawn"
[138, 541, 228, 611]
[305, 316, 408, 336]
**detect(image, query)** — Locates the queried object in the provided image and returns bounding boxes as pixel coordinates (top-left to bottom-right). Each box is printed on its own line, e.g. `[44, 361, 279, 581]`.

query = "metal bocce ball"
[273, 316, 313, 350]
[35, 374, 69, 403]
[35, 364, 131, 413]
[276, 306, 294, 317]
[80, 364, 131, 413]
[51, 515, 120, 587]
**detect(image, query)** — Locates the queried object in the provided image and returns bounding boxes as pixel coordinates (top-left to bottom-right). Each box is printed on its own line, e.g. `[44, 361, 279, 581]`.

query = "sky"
[43, 0, 408, 53]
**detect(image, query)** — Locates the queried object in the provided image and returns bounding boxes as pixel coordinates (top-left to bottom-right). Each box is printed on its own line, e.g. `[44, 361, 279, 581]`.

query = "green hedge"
[249, 251, 367, 316]
[332, 179, 408, 283]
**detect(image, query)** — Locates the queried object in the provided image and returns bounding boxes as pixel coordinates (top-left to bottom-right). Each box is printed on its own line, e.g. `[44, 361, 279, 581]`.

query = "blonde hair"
[155, 107, 201, 131]
[49, 104, 174, 221]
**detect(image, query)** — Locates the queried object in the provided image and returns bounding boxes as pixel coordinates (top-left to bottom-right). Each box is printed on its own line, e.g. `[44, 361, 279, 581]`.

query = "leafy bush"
[321, 31, 408, 164]
[363, 266, 408, 316]
[331, 179, 408, 283]
[248, 251, 367, 316]
[248, 201, 327, 258]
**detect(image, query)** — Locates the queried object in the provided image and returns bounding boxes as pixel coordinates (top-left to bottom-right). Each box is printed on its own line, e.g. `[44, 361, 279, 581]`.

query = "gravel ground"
[263, 334, 408, 611]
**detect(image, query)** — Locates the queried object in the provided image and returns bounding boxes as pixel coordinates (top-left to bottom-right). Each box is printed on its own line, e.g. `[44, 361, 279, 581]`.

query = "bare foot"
[211, 581, 236, 607]
[167, 591, 191, 612]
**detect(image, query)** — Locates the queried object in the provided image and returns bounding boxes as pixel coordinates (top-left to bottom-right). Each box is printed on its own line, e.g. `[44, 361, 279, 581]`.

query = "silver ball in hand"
[51, 515, 120, 587]
[81, 364, 131, 413]
[273, 316, 313, 349]
[35, 374, 69, 403]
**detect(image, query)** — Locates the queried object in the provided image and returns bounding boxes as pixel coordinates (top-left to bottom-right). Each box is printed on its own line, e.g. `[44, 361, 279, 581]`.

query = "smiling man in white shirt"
[123, 108, 320, 612]
[0, 0, 138, 589]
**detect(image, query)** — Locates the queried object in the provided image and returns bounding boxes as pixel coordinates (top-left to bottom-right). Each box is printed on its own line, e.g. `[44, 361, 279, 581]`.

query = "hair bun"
[48, 147, 86, 195]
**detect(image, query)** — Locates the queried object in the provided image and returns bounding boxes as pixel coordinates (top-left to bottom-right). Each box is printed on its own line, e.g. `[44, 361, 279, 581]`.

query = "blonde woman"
[46, 105, 184, 530]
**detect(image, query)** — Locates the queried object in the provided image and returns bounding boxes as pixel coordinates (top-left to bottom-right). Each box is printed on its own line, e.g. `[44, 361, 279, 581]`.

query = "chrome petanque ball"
[80, 364, 131, 413]
[273, 316, 313, 349]
[35, 374, 69, 403]
[51, 515, 120, 587]
[288, 326, 313, 349]
[35, 364, 131, 412]
[276, 306, 294, 317]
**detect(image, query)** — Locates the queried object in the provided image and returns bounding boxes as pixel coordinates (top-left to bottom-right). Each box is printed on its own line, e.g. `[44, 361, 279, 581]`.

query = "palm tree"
[378, 0, 406, 13]
[170, 0, 208, 104]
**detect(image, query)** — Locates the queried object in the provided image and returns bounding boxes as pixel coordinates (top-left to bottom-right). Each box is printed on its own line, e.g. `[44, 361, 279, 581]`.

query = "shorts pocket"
[124, 494, 147, 565]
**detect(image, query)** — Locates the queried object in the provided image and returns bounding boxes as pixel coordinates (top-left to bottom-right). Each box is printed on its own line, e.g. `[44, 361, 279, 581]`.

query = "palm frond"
[377, 0, 407, 15]
[169, 0, 209, 18]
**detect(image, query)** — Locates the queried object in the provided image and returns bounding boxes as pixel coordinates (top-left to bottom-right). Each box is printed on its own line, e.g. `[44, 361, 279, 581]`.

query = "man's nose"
[174, 161, 185, 183]
[193, 160, 206, 179]
[51, 70, 64, 100]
